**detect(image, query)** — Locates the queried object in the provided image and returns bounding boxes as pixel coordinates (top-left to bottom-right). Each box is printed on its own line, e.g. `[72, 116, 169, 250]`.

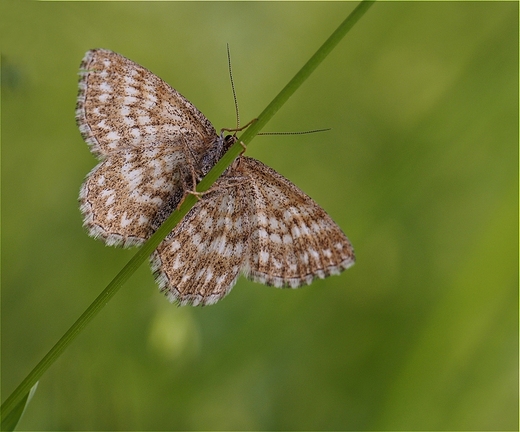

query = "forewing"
[80, 143, 189, 247]
[150, 180, 253, 306]
[239, 157, 355, 288]
[76, 49, 217, 158]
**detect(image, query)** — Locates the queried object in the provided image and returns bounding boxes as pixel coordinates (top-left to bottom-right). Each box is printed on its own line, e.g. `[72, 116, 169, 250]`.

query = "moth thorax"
[199, 134, 237, 177]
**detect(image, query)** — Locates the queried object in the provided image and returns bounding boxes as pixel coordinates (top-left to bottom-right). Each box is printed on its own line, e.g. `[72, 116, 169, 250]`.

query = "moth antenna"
[258, 128, 331, 136]
[227, 43, 240, 130]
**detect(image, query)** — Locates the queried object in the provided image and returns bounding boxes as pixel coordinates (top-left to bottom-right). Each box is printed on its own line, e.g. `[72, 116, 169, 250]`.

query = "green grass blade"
[1, 382, 38, 431]
[0, 0, 374, 421]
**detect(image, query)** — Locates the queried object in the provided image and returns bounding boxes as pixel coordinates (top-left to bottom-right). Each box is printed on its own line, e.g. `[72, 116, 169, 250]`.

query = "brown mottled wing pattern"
[151, 157, 354, 305]
[76, 49, 217, 158]
[150, 176, 254, 306]
[76, 49, 219, 246]
[80, 144, 188, 246]
[238, 157, 355, 288]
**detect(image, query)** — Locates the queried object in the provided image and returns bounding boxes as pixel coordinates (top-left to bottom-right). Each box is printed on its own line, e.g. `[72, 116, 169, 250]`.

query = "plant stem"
[1, 0, 374, 421]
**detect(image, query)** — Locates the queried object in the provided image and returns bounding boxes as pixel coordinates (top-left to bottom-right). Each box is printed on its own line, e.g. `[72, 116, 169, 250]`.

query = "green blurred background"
[2, 1, 518, 430]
